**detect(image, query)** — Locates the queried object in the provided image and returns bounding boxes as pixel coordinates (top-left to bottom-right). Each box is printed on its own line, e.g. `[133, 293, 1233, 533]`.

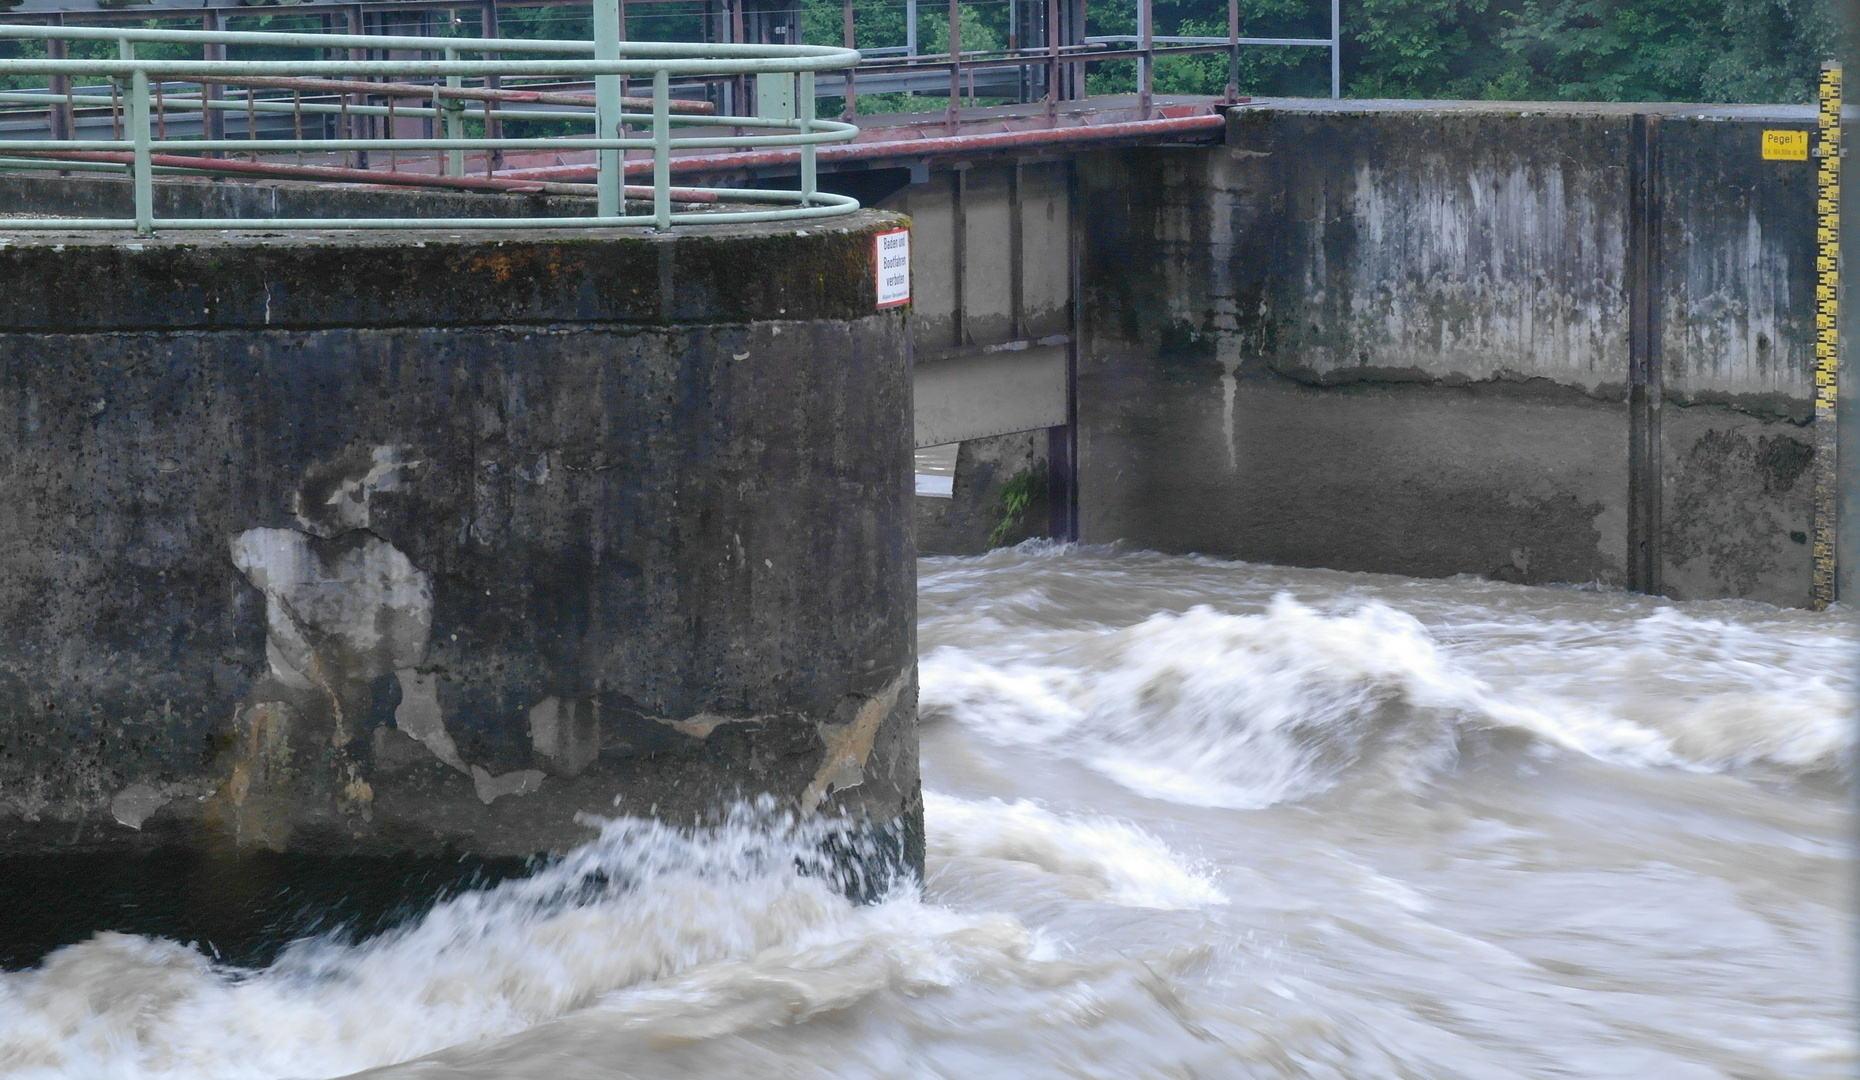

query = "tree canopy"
[0, 0, 1838, 104]
[799, 0, 1842, 103]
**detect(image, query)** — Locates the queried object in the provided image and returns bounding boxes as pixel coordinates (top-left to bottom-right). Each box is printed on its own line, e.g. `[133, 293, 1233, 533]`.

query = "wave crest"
[921, 594, 1853, 808]
[0, 808, 1022, 1080]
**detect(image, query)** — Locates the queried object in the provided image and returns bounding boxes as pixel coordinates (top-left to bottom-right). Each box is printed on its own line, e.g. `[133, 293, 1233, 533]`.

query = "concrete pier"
[0, 213, 916, 962]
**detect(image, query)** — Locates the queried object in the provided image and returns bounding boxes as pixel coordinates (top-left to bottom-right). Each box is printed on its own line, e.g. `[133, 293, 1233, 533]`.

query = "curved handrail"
[0, 23, 864, 233]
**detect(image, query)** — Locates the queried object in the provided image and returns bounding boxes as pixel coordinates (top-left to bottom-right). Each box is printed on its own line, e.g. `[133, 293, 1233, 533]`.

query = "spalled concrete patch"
[395, 669, 467, 773]
[108, 783, 167, 830]
[470, 766, 547, 805]
[230, 528, 432, 705]
[803, 670, 911, 815]
[657, 712, 760, 739]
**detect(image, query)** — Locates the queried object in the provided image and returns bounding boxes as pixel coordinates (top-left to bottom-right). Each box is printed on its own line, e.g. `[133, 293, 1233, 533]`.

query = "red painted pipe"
[3, 148, 720, 202]
[496, 112, 1229, 183]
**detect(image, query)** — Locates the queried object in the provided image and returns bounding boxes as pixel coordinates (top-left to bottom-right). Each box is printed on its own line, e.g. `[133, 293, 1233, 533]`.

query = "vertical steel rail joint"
[123, 40, 153, 235]
[1812, 60, 1843, 609]
[1044, 0, 1059, 124]
[1329, 0, 1341, 99]
[841, 0, 856, 121]
[593, 0, 625, 217]
[652, 68, 671, 229]
[946, 0, 960, 134]
[1136, 0, 1152, 119]
[444, 46, 465, 177]
[799, 70, 816, 206]
[1225, 0, 1239, 102]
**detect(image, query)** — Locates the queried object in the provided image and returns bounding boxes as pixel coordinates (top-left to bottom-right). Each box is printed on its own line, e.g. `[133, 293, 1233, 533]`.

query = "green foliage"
[0, 37, 47, 92]
[0, 20, 208, 91]
[1343, 0, 1839, 102]
[1084, 0, 1331, 97]
[0, 0, 1835, 105]
[801, 0, 1838, 104]
[1493, 0, 1838, 102]
[802, 0, 1014, 114]
[988, 465, 1047, 548]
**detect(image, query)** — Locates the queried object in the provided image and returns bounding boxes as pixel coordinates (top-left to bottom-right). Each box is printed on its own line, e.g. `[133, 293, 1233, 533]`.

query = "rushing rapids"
[0, 545, 1851, 1079]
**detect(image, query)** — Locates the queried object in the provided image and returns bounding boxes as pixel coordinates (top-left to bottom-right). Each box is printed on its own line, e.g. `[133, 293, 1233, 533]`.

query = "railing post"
[1044, 0, 1058, 124]
[203, 9, 227, 161]
[731, 0, 746, 117]
[840, 0, 856, 121]
[799, 69, 816, 206]
[1329, 0, 1340, 99]
[345, 4, 366, 171]
[46, 32, 71, 145]
[1225, 0, 1238, 102]
[946, 0, 960, 134]
[444, 46, 465, 176]
[594, 0, 624, 217]
[1136, 0, 1151, 119]
[482, 0, 504, 175]
[1070, 0, 1085, 99]
[122, 42, 153, 236]
[653, 67, 671, 229]
[1008, 0, 1019, 102]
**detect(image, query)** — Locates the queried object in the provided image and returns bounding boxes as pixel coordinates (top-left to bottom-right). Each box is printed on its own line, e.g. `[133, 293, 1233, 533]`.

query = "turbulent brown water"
[2, 545, 1852, 1079]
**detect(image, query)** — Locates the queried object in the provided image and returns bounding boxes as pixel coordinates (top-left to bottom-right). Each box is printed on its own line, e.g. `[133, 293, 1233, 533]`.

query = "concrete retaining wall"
[0, 213, 917, 961]
[1077, 100, 1828, 605]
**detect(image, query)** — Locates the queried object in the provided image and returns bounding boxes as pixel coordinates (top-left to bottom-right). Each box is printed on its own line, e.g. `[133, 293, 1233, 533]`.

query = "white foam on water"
[1445, 605, 1855, 774]
[0, 809, 1036, 1080]
[0, 790, 1243, 1079]
[924, 792, 1227, 909]
[0, 795, 1251, 1080]
[921, 577, 1857, 808]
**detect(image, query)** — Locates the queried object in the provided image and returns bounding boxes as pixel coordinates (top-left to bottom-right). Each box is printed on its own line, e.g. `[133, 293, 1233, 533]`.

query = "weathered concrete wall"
[882, 158, 1078, 554]
[0, 213, 917, 959]
[1078, 101, 1824, 604]
[877, 159, 1071, 353]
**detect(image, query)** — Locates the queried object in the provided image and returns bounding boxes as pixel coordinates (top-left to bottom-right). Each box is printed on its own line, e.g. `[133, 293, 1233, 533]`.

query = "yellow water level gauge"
[1811, 62, 1841, 608]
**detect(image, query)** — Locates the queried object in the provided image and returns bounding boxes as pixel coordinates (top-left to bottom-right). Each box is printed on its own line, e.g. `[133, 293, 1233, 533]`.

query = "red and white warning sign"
[874, 228, 911, 308]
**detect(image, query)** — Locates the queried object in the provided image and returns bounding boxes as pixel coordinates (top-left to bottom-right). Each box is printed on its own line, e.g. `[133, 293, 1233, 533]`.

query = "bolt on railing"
[0, 8, 862, 234]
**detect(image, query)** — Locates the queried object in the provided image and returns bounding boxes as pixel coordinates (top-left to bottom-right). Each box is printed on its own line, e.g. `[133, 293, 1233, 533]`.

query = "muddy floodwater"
[1, 546, 1852, 1079]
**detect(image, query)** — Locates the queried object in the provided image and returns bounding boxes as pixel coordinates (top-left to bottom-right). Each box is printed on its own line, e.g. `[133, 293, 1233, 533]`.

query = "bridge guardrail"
[0, 20, 862, 233]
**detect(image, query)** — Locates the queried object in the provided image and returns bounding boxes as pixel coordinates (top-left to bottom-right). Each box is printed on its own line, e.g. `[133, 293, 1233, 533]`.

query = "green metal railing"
[0, 14, 863, 233]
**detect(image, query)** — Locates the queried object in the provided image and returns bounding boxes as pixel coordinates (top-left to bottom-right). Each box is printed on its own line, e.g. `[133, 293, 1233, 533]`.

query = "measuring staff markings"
[1812, 62, 1842, 609]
